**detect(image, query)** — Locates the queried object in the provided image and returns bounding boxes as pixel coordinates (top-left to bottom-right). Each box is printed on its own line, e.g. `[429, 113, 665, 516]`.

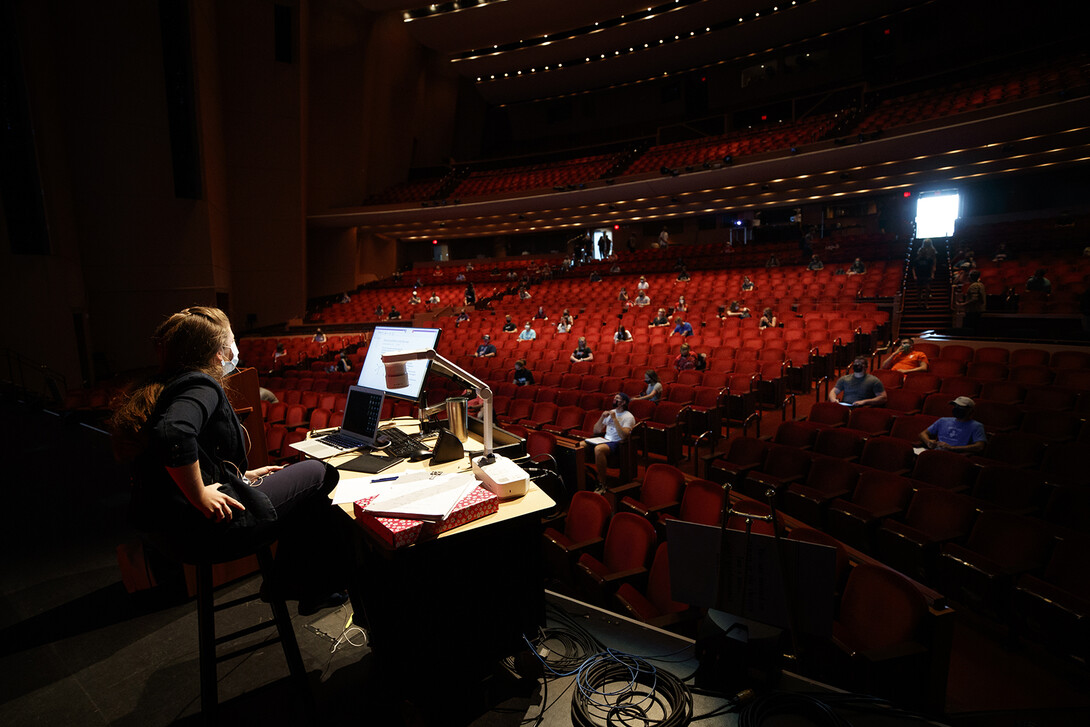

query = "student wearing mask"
[570, 337, 594, 363]
[829, 357, 887, 407]
[919, 397, 986, 454]
[512, 359, 535, 387]
[475, 334, 497, 357]
[633, 370, 663, 402]
[882, 337, 929, 374]
[590, 392, 636, 485]
[518, 322, 537, 341]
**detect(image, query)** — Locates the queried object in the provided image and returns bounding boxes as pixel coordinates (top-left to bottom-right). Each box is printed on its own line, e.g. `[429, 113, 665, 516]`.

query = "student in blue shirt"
[670, 318, 693, 338]
[919, 397, 987, 454]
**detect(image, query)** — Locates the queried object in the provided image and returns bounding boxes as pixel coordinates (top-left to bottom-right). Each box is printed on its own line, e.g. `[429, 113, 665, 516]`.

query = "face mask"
[952, 406, 969, 418]
[223, 341, 239, 373]
[852, 362, 865, 374]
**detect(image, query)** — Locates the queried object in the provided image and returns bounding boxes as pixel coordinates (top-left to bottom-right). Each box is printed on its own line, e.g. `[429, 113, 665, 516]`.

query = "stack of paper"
[333, 471, 479, 522]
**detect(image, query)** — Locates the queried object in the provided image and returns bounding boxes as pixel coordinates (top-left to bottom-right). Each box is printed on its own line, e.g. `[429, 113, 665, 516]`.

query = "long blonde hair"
[110, 306, 232, 460]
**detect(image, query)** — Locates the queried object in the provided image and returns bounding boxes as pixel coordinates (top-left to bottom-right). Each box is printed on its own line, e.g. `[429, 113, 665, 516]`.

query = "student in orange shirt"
[882, 337, 929, 374]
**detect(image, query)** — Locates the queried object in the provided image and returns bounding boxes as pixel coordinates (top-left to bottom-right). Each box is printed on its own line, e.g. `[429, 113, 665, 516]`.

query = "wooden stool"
[190, 544, 313, 724]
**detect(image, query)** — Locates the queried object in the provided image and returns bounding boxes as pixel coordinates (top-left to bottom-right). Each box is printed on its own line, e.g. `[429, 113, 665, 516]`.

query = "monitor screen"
[357, 326, 442, 402]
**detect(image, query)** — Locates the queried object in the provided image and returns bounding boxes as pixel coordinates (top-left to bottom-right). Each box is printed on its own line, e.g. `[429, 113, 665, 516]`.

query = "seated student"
[758, 308, 779, 329]
[649, 308, 671, 327]
[518, 286, 532, 300]
[409, 291, 421, 305]
[518, 322, 537, 341]
[675, 296, 688, 313]
[313, 329, 327, 343]
[614, 325, 633, 342]
[633, 370, 662, 401]
[670, 317, 693, 338]
[676, 268, 691, 283]
[589, 392, 636, 486]
[740, 276, 755, 292]
[882, 337, 929, 374]
[847, 258, 866, 275]
[427, 292, 441, 306]
[633, 291, 651, 307]
[721, 300, 751, 319]
[502, 314, 517, 333]
[617, 288, 629, 304]
[807, 254, 825, 271]
[694, 352, 708, 371]
[829, 357, 887, 407]
[637, 276, 649, 290]
[674, 343, 696, 372]
[332, 349, 353, 373]
[765, 253, 780, 269]
[570, 337, 594, 363]
[589, 270, 602, 282]
[1025, 268, 1052, 293]
[374, 305, 385, 319]
[475, 334, 496, 358]
[387, 306, 401, 320]
[556, 316, 572, 334]
[272, 343, 288, 368]
[455, 310, 470, 324]
[512, 359, 535, 387]
[609, 261, 621, 274]
[533, 306, 549, 320]
[919, 397, 987, 454]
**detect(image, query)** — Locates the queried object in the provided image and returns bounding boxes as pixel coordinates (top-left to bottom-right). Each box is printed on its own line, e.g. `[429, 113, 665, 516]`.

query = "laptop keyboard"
[318, 431, 364, 450]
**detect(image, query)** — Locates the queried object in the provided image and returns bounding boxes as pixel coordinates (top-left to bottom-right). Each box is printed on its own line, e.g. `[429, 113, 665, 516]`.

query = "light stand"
[381, 348, 528, 497]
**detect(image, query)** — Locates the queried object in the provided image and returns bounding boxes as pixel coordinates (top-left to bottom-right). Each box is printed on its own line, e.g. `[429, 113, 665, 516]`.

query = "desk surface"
[328, 417, 554, 543]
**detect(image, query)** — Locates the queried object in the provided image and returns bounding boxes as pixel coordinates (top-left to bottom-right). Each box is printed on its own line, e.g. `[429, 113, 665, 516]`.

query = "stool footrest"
[214, 618, 279, 650]
[213, 591, 262, 613]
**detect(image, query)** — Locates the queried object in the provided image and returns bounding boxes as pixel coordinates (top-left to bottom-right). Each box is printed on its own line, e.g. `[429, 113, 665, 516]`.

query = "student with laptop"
[110, 306, 349, 615]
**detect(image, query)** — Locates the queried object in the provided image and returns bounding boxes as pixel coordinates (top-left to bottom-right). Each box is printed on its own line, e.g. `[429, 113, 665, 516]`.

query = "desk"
[329, 420, 554, 690]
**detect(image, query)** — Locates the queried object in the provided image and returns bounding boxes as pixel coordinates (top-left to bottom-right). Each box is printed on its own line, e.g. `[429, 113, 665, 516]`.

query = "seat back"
[565, 491, 613, 542]
[813, 427, 868, 459]
[646, 542, 688, 616]
[838, 564, 927, 651]
[526, 429, 558, 458]
[639, 464, 687, 509]
[602, 512, 658, 573]
[903, 487, 978, 541]
[847, 407, 894, 435]
[677, 479, 726, 525]
[772, 420, 820, 448]
[852, 469, 914, 512]
[965, 510, 1055, 572]
[808, 402, 850, 427]
[911, 449, 978, 490]
[888, 413, 937, 443]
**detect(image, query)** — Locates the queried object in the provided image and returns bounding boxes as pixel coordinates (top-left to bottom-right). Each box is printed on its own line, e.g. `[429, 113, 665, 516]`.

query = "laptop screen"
[340, 385, 385, 446]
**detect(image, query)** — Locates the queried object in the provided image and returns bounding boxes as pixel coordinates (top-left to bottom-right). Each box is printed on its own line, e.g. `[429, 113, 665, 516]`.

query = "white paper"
[362, 473, 479, 521]
[331, 470, 434, 505]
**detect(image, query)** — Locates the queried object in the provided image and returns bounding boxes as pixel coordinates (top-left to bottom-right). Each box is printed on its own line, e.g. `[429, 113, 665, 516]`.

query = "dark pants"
[259, 460, 350, 600]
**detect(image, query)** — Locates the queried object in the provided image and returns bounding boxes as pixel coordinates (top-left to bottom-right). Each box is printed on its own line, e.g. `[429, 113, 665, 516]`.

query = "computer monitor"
[357, 326, 443, 402]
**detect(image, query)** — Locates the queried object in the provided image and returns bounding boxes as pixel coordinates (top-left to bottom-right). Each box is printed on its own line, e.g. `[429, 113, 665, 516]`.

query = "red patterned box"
[353, 495, 424, 549]
[353, 486, 498, 549]
[422, 485, 498, 537]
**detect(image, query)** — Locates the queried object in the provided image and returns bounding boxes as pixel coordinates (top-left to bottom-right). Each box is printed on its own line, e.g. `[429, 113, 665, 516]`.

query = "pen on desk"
[371, 476, 399, 483]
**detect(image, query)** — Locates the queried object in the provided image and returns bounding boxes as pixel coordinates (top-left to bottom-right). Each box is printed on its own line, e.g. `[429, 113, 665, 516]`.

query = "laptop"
[289, 385, 386, 459]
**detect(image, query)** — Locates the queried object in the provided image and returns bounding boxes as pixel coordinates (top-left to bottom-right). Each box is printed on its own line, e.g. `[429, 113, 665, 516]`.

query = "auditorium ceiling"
[353, 0, 918, 104]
